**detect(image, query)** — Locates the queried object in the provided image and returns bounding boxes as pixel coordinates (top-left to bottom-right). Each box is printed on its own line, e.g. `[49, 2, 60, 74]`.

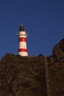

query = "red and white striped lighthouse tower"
[17, 25, 28, 56]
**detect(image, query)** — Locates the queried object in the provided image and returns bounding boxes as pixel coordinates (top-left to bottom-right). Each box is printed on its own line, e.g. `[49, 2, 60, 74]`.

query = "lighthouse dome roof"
[19, 25, 25, 31]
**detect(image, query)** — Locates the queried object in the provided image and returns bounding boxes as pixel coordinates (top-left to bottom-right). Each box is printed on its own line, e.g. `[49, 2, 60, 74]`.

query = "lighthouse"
[17, 25, 28, 56]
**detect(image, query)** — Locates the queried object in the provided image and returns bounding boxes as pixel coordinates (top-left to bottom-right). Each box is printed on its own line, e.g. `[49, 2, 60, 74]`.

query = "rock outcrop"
[0, 39, 64, 96]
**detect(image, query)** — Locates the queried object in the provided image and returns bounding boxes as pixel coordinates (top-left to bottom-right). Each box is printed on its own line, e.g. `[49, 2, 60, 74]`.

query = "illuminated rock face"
[0, 39, 64, 96]
[52, 39, 64, 60]
[17, 25, 28, 56]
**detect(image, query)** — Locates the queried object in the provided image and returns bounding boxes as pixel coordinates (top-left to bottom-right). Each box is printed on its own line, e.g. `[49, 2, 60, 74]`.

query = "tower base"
[18, 52, 28, 56]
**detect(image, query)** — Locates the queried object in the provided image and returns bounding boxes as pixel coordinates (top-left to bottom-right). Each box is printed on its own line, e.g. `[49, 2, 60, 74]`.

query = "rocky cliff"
[0, 39, 64, 96]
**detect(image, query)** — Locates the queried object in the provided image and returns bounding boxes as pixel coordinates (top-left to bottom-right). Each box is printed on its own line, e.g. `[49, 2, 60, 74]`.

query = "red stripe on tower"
[19, 37, 26, 42]
[18, 49, 27, 52]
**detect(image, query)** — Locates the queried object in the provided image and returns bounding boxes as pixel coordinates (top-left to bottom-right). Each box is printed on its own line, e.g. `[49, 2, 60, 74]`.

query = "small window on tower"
[23, 46, 25, 48]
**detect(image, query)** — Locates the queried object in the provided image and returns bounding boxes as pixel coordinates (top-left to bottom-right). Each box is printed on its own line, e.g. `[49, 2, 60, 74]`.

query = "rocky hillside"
[0, 39, 64, 96]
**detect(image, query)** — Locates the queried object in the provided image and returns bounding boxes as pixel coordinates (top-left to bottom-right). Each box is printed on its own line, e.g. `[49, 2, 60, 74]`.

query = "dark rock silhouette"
[52, 39, 64, 60]
[0, 39, 64, 96]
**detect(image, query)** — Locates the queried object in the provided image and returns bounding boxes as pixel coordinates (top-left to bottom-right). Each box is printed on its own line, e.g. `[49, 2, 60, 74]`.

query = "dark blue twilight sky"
[0, 0, 64, 58]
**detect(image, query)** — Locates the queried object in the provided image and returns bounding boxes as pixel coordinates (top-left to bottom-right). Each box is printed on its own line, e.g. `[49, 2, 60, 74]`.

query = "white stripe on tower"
[17, 25, 28, 56]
